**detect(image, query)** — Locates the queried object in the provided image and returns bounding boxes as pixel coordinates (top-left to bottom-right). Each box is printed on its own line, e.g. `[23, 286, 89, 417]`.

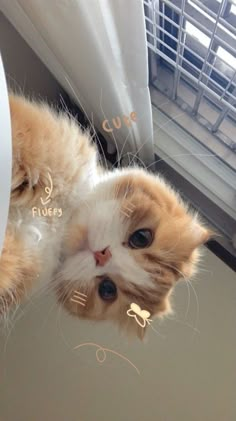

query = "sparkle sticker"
[121, 202, 136, 218]
[70, 290, 87, 307]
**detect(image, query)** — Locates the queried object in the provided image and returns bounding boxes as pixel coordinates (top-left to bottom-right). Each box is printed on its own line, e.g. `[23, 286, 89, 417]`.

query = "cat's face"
[57, 168, 210, 338]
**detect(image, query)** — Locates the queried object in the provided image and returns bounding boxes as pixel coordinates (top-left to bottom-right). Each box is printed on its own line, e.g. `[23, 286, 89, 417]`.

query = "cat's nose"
[94, 247, 112, 266]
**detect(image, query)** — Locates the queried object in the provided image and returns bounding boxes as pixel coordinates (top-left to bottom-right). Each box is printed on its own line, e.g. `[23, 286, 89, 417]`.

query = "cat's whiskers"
[7, 73, 26, 97]
[0, 297, 7, 327]
[114, 109, 147, 168]
[165, 314, 200, 334]
[56, 282, 78, 349]
[59, 95, 82, 128]
[0, 288, 22, 336]
[99, 88, 121, 167]
[146, 153, 216, 171]
[110, 104, 216, 171]
[113, 149, 217, 176]
[2, 304, 24, 357]
[90, 112, 110, 172]
[128, 109, 188, 168]
[184, 277, 191, 320]
[4, 277, 61, 332]
[114, 176, 132, 202]
[111, 98, 172, 170]
[64, 78, 216, 186]
[128, 152, 147, 169]
[118, 180, 135, 219]
[149, 323, 166, 339]
[74, 194, 91, 212]
[193, 263, 213, 275]
[2, 283, 45, 339]
[186, 278, 200, 333]
[157, 233, 183, 259]
[116, 128, 134, 168]
[159, 261, 200, 333]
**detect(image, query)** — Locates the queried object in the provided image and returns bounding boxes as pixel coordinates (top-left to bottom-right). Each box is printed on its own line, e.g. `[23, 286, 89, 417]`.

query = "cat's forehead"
[114, 170, 161, 200]
[112, 170, 182, 212]
[111, 170, 183, 226]
[80, 168, 194, 243]
[111, 170, 208, 258]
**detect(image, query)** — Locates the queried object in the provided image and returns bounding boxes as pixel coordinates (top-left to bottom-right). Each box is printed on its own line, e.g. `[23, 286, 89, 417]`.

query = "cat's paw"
[11, 163, 50, 206]
[0, 225, 40, 314]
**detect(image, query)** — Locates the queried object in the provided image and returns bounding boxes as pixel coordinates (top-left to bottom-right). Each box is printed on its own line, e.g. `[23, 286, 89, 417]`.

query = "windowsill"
[150, 85, 236, 171]
[151, 98, 236, 271]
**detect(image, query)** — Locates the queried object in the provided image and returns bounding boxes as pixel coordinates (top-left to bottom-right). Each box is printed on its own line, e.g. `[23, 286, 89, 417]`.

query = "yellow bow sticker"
[127, 303, 152, 328]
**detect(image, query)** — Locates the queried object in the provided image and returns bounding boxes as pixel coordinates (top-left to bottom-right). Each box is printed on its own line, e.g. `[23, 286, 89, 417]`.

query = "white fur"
[58, 170, 154, 289]
[12, 167, 153, 299]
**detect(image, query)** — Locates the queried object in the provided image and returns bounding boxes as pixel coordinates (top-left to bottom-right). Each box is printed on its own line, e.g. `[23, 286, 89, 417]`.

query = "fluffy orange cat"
[0, 94, 211, 337]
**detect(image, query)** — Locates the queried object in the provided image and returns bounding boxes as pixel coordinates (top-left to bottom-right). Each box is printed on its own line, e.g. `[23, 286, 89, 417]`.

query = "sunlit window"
[186, 21, 211, 47]
[230, 4, 236, 14]
[217, 46, 236, 69]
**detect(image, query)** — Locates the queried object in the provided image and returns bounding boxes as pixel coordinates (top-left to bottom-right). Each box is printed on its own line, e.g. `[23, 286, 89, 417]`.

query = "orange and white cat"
[0, 94, 211, 337]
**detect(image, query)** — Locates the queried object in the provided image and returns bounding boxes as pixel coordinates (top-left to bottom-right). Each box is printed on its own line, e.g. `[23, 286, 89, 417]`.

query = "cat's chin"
[56, 282, 173, 340]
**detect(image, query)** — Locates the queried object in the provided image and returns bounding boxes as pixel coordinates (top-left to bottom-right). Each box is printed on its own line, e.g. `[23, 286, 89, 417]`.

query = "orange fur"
[58, 171, 211, 338]
[0, 94, 212, 338]
[1, 93, 97, 311]
[0, 226, 40, 313]
[10, 94, 96, 207]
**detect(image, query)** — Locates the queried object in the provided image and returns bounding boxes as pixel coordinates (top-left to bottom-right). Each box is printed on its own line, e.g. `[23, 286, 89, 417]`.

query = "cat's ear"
[190, 220, 213, 249]
[180, 220, 215, 279]
[137, 324, 148, 341]
[184, 213, 216, 252]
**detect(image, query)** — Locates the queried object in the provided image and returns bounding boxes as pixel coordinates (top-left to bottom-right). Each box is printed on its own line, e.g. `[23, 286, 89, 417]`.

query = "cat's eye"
[128, 228, 153, 249]
[98, 278, 117, 301]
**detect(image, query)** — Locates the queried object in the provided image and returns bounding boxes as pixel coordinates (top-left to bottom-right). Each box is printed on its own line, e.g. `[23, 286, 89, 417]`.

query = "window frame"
[145, 0, 236, 269]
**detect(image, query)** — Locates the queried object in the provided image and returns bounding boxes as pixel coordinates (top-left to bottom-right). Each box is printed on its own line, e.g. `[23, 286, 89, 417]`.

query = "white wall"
[0, 12, 235, 421]
[0, 249, 235, 421]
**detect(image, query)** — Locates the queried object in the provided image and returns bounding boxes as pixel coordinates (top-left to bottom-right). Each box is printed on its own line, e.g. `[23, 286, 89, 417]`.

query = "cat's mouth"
[0, 285, 25, 316]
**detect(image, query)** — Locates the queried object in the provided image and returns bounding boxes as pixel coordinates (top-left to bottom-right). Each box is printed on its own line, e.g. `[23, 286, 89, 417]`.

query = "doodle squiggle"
[74, 342, 140, 375]
[40, 172, 53, 205]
